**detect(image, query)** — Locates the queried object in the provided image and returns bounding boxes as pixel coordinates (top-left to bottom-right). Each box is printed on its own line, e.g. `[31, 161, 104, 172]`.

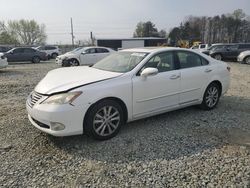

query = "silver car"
[238, 50, 250, 64]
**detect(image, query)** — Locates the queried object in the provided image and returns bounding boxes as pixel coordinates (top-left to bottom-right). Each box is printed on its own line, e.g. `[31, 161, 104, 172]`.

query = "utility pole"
[70, 18, 74, 47]
[90, 31, 93, 46]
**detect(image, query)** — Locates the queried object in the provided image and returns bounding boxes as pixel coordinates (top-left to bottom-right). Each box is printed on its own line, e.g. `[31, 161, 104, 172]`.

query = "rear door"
[224, 44, 239, 59]
[176, 51, 211, 104]
[96, 48, 110, 62]
[7, 48, 25, 62]
[23, 48, 36, 61]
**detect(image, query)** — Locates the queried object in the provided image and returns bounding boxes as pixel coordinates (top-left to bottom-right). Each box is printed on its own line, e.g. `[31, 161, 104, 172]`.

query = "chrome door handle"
[170, 74, 180, 79]
[205, 68, 212, 73]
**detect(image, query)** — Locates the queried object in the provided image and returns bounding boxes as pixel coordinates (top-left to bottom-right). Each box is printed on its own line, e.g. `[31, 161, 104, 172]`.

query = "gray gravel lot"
[0, 61, 250, 187]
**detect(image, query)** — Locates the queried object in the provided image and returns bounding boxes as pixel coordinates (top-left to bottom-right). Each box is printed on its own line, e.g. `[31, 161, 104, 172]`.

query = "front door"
[132, 51, 180, 117]
[80, 48, 97, 65]
[7, 48, 24, 62]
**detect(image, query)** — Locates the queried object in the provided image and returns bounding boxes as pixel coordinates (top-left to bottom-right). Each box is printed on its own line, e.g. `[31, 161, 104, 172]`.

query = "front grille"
[28, 91, 44, 108]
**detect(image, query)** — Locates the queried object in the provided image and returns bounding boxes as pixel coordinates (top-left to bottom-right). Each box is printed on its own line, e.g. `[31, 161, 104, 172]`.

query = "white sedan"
[26, 47, 230, 140]
[55, 46, 114, 66]
[0, 53, 8, 69]
[237, 50, 250, 64]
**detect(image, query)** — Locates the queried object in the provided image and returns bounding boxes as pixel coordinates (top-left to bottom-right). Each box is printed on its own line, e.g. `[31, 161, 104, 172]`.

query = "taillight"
[227, 66, 231, 72]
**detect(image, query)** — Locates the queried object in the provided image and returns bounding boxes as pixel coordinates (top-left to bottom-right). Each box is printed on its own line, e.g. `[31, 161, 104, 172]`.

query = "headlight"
[42, 91, 82, 105]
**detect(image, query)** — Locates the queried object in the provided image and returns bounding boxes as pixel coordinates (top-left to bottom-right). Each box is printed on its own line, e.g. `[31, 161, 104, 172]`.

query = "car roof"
[12, 47, 33, 49]
[121, 47, 183, 53]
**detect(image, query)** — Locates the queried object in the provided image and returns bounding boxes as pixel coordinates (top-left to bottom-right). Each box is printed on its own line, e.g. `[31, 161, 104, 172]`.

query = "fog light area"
[50, 122, 65, 131]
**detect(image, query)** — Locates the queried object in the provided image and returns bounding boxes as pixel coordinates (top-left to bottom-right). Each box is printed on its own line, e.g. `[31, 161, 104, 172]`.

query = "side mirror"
[81, 52, 86, 55]
[9, 51, 13, 54]
[226, 48, 230, 51]
[140, 68, 158, 77]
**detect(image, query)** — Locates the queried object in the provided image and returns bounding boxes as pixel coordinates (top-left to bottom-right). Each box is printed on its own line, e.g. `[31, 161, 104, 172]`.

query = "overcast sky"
[1, 0, 250, 44]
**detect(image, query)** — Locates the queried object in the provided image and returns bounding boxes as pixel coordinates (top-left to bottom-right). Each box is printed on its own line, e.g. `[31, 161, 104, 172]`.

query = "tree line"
[134, 9, 250, 46]
[0, 19, 46, 45]
[168, 9, 250, 45]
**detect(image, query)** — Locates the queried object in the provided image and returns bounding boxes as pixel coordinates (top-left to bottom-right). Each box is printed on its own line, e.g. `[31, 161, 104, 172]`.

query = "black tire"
[213, 54, 222, 61]
[84, 99, 124, 140]
[32, 56, 40, 63]
[244, 56, 250, 65]
[51, 53, 58, 59]
[200, 83, 221, 110]
[68, 58, 79, 66]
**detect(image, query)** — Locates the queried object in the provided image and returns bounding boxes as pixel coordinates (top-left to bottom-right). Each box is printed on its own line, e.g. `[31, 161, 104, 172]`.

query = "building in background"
[97, 37, 167, 50]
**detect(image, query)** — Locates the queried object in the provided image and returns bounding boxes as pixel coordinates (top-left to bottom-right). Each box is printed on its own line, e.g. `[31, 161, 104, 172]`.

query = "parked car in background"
[0, 53, 8, 69]
[0, 46, 12, 53]
[56, 46, 114, 66]
[190, 44, 210, 50]
[210, 43, 250, 61]
[237, 50, 250, 64]
[36, 46, 61, 59]
[201, 43, 226, 55]
[5, 47, 48, 63]
[27, 47, 230, 140]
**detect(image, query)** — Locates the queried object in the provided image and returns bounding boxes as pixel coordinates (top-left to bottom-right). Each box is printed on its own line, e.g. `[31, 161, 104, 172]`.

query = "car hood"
[35, 66, 123, 95]
[57, 52, 79, 59]
[240, 50, 250, 56]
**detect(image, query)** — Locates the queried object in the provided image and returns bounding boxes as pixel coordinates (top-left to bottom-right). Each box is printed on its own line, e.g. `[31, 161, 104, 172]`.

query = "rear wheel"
[84, 100, 124, 140]
[32, 56, 40, 63]
[51, 53, 58, 59]
[200, 83, 220, 110]
[214, 54, 222, 61]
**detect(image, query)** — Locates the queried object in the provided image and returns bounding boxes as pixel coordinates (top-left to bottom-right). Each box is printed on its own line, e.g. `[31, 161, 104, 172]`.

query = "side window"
[177, 51, 203, 69]
[13, 48, 24, 53]
[143, 52, 175, 73]
[38, 46, 45, 50]
[200, 44, 206, 49]
[228, 45, 238, 50]
[23, 48, 35, 53]
[239, 44, 250, 49]
[85, 48, 96, 54]
[201, 57, 209, 65]
[96, 48, 109, 53]
[45, 46, 56, 50]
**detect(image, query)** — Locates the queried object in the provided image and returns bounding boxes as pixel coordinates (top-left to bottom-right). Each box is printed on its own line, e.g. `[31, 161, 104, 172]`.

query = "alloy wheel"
[205, 86, 219, 108]
[245, 57, 250, 65]
[214, 54, 222, 60]
[93, 106, 120, 137]
[69, 59, 79, 66]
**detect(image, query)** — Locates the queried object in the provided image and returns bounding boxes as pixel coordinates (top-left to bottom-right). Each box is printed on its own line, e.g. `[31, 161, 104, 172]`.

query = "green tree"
[8, 19, 47, 45]
[0, 31, 19, 44]
[133, 21, 160, 37]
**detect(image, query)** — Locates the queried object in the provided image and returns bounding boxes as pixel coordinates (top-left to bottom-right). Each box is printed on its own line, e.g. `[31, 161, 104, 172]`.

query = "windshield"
[93, 52, 148, 73]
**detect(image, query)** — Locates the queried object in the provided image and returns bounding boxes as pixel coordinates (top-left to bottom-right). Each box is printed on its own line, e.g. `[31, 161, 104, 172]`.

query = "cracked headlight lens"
[42, 91, 82, 105]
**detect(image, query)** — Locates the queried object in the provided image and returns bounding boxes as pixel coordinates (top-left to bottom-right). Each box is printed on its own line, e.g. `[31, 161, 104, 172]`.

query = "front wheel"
[214, 54, 222, 61]
[32, 56, 40, 63]
[51, 53, 58, 59]
[68, 59, 79, 66]
[244, 56, 250, 65]
[84, 100, 124, 140]
[200, 83, 220, 110]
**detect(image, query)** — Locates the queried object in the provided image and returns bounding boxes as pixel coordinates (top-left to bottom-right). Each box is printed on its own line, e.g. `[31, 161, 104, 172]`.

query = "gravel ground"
[0, 61, 249, 187]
